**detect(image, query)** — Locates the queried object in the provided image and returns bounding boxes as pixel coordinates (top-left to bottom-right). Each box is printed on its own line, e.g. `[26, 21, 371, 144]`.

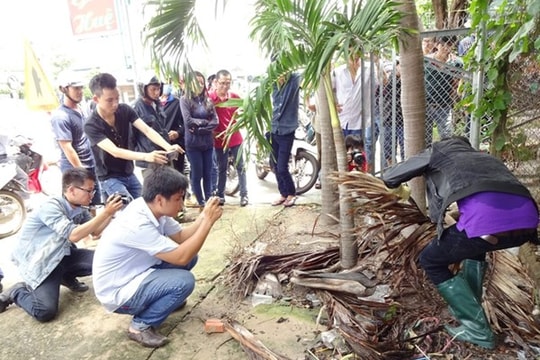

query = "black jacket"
[382, 137, 534, 236]
[132, 98, 169, 168]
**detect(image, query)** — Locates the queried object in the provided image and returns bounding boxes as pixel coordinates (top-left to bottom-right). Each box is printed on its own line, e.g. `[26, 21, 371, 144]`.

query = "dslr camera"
[113, 192, 131, 205]
[351, 149, 365, 169]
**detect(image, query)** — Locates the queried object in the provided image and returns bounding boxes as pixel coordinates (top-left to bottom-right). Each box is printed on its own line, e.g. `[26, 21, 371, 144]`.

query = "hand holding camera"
[103, 193, 128, 215]
[109, 192, 131, 205]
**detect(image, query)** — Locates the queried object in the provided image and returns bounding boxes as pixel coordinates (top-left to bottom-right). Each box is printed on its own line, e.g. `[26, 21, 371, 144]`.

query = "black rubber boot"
[437, 276, 495, 349]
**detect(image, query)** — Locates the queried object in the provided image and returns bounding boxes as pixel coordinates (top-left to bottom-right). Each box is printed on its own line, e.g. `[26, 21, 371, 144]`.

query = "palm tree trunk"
[432, 0, 448, 29]
[316, 78, 339, 225]
[322, 73, 357, 268]
[398, 0, 427, 214]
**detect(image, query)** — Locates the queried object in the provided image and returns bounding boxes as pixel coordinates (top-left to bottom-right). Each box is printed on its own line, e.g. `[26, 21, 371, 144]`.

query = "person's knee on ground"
[33, 305, 59, 322]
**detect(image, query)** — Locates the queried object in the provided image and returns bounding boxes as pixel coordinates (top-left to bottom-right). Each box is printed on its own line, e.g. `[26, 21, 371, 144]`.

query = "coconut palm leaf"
[144, 0, 205, 81]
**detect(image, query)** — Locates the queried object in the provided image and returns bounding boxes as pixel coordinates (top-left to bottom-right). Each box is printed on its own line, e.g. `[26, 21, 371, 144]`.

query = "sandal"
[272, 197, 287, 206]
[283, 196, 297, 207]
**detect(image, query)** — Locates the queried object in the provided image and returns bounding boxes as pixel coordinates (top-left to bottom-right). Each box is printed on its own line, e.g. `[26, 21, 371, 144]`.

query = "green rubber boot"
[437, 276, 495, 349]
[459, 259, 487, 301]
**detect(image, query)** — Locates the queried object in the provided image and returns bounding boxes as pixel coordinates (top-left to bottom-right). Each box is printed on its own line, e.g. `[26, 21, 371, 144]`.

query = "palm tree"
[145, 0, 407, 269]
[397, 0, 428, 213]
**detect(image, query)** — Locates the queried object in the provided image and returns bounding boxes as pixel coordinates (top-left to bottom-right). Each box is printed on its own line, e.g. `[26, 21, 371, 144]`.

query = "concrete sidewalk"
[0, 189, 322, 360]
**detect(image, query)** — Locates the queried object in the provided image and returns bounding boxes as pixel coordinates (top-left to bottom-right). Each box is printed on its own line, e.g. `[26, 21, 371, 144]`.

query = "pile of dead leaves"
[225, 171, 540, 359]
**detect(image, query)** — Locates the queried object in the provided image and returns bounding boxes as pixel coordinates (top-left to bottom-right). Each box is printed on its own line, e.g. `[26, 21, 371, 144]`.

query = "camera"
[351, 149, 365, 168]
[113, 192, 131, 205]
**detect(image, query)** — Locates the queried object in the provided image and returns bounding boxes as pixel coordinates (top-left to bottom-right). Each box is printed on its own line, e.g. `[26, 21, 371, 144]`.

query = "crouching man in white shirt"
[93, 165, 223, 348]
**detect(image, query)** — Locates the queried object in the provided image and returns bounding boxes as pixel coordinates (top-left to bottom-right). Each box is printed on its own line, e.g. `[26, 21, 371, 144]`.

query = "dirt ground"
[0, 200, 340, 360]
[1, 198, 537, 360]
[190, 203, 342, 360]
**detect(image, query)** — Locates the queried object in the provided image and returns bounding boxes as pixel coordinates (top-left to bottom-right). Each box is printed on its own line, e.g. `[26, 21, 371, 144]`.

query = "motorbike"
[0, 161, 27, 239]
[255, 129, 320, 195]
[0, 136, 60, 239]
[225, 152, 240, 196]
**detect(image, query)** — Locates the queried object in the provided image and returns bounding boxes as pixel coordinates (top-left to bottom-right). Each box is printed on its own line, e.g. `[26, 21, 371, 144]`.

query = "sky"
[0, 0, 268, 86]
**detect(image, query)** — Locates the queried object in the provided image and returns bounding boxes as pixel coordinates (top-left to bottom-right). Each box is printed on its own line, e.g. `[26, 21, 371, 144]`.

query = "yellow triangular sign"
[24, 39, 58, 112]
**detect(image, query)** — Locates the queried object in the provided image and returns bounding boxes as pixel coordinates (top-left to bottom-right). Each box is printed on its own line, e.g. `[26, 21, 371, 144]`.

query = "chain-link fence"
[505, 53, 540, 200]
[363, 28, 540, 201]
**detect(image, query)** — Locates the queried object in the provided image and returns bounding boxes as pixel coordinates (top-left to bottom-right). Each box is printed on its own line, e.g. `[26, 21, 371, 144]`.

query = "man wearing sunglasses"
[0, 167, 123, 322]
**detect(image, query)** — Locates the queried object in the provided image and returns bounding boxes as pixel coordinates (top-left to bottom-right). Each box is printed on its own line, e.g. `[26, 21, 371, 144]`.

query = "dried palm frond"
[225, 170, 540, 358]
[333, 171, 540, 356]
[225, 247, 340, 298]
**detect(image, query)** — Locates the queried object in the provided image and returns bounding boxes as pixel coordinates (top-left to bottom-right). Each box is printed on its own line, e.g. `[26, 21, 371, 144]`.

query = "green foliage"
[247, 0, 406, 125]
[143, 0, 205, 87]
[462, 0, 540, 157]
[415, 0, 435, 30]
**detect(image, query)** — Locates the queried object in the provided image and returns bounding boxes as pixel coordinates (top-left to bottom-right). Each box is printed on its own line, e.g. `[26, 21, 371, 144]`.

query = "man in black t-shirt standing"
[84, 73, 183, 201]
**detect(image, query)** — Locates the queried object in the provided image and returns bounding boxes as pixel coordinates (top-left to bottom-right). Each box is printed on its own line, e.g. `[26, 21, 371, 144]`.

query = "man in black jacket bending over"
[383, 136, 539, 349]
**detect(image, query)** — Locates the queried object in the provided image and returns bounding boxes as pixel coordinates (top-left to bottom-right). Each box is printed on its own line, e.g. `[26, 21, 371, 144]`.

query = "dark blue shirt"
[271, 73, 300, 136]
[50, 104, 95, 170]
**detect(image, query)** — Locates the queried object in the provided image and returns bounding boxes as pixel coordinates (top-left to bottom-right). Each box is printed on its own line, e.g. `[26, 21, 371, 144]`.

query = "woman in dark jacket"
[179, 72, 218, 206]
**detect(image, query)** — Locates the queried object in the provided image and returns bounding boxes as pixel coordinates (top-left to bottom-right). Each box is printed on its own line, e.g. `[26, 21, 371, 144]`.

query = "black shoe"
[0, 282, 27, 313]
[127, 327, 169, 348]
[61, 278, 89, 292]
[240, 196, 248, 207]
[218, 198, 225, 206]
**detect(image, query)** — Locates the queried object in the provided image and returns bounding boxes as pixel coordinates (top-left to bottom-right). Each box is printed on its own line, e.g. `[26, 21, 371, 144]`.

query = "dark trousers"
[270, 132, 296, 197]
[13, 247, 94, 322]
[419, 224, 535, 285]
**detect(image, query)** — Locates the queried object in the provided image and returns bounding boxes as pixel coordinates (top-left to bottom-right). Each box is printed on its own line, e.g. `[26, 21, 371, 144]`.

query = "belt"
[480, 229, 537, 245]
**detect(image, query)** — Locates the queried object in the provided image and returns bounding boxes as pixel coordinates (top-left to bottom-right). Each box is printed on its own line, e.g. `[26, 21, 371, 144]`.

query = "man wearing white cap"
[51, 71, 101, 207]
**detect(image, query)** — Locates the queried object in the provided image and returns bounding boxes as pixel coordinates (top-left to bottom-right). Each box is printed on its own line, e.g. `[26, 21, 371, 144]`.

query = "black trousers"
[419, 224, 536, 285]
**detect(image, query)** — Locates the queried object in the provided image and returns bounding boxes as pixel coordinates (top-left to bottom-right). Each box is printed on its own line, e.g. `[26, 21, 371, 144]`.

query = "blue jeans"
[215, 145, 247, 198]
[270, 132, 296, 197]
[186, 148, 213, 205]
[12, 247, 94, 322]
[61, 164, 102, 205]
[114, 257, 198, 330]
[100, 174, 141, 201]
[364, 118, 380, 164]
[425, 104, 452, 145]
[342, 128, 362, 138]
[419, 225, 535, 285]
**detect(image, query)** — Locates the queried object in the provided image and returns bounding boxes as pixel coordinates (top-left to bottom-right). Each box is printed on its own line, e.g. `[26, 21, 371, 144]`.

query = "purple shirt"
[456, 192, 538, 238]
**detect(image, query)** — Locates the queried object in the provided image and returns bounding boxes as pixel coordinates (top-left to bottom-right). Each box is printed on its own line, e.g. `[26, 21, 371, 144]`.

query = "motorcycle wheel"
[291, 150, 320, 195]
[0, 190, 26, 239]
[225, 162, 240, 196]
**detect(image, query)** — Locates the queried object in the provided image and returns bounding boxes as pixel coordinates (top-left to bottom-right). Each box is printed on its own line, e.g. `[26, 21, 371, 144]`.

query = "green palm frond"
[144, 0, 205, 81]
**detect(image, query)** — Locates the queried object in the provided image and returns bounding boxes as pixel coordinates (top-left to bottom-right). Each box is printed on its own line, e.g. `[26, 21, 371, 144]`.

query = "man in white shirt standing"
[332, 52, 373, 138]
